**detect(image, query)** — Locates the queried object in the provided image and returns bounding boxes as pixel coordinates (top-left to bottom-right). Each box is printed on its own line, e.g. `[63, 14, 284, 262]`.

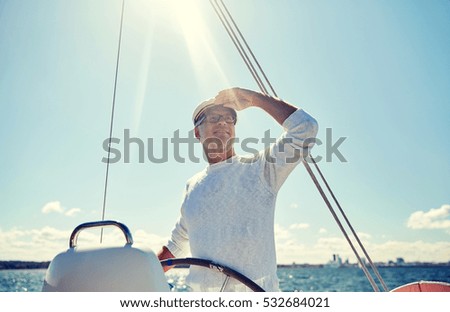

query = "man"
[158, 87, 318, 291]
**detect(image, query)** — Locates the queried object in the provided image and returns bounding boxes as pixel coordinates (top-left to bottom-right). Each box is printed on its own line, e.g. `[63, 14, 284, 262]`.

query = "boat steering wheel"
[160, 258, 265, 292]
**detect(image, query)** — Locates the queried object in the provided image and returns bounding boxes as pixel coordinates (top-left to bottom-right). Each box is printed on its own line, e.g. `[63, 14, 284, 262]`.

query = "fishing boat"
[39, 0, 449, 292]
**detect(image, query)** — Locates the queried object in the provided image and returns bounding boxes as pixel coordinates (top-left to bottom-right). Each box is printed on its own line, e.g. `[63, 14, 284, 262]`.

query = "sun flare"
[166, 0, 231, 90]
[171, 0, 207, 43]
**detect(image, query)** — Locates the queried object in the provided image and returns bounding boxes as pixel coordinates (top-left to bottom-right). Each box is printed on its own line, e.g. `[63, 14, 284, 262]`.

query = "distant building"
[326, 254, 343, 268]
[396, 257, 406, 266]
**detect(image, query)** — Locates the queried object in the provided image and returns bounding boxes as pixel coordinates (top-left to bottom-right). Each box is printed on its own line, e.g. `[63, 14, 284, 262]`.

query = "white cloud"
[0, 227, 70, 261]
[368, 240, 450, 263]
[1, 224, 448, 266]
[356, 232, 372, 240]
[274, 224, 291, 240]
[289, 223, 310, 230]
[273, 223, 450, 264]
[41, 201, 64, 214]
[0, 226, 168, 262]
[276, 233, 450, 265]
[65, 208, 81, 217]
[407, 204, 450, 231]
[315, 236, 349, 252]
[133, 229, 169, 253]
[41, 201, 82, 217]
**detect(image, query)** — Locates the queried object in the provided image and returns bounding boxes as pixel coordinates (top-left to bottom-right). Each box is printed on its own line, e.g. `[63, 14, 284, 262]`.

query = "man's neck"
[206, 148, 236, 164]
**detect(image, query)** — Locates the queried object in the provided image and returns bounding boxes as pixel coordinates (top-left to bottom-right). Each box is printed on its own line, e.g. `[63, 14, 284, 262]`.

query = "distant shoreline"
[0, 261, 50, 270]
[277, 262, 450, 269]
[1, 260, 449, 270]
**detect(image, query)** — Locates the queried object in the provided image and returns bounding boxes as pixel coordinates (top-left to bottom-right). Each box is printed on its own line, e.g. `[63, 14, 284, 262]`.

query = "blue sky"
[0, 0, 449, 264]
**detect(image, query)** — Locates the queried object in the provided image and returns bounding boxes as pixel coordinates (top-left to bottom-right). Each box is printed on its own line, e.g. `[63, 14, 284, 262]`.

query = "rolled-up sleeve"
[261, 108, 318, 193]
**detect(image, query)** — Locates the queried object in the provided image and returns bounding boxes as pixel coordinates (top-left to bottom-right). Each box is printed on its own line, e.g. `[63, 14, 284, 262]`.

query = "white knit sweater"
[166, 109, 318, 291]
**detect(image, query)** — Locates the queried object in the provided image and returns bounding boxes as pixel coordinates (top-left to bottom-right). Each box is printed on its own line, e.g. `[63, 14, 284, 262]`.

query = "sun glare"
[167, 0, 231, 90]
[171, 0, 206, 42]
[132, 0, 231, 98]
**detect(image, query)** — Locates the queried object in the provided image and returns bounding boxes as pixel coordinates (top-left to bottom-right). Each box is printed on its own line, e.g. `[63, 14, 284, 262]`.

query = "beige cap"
[192, 97, 236, 125]
[192, 97, 215, 125]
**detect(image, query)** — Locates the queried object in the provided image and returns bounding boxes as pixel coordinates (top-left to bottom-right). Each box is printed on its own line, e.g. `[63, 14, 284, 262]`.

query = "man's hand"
[215, 87, 298, 125]
[214, 87, 259, 111]
[157, 246, 175, 272]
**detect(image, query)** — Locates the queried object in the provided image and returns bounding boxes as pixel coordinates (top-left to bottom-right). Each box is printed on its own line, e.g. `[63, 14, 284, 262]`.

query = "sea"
[1, 266, 449, 292]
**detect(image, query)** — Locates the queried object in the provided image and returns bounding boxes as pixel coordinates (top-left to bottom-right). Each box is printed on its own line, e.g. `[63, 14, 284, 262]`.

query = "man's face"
[195, 106, 236, 152]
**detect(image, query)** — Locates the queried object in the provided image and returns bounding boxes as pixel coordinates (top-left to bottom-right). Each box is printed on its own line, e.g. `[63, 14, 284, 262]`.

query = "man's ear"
[194, 127, 201, 140]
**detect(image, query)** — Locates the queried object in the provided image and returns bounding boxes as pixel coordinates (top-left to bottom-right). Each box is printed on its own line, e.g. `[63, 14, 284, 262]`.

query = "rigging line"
[209, 0, 268, 94]
[213, 0, 268, 95]
[302, 158, 381, 292]
[217, 0, 278, 98]
[211, 1, 386, 291]
[100, 0, 126, 243]
[309, 156, 389, 291]
[210, 0, 266, 93]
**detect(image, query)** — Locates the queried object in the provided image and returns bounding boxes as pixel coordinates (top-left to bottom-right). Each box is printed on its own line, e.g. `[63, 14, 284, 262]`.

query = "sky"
[0, 0, 449, 266]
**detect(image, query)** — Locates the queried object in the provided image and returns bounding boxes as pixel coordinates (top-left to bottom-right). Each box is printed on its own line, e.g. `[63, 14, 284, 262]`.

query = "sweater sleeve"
[261, 108, 318, 193]
[166, 214, 190, 258]
[166, 186, 191, 258]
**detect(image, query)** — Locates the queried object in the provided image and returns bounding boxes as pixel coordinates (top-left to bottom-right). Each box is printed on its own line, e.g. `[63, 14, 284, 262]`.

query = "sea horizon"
[1, 259, 449, 271]
[1, 265, 449, 292]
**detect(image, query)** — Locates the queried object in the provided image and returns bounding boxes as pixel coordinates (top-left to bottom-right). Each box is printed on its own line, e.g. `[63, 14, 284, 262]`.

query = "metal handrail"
[69, 220, 133, 248]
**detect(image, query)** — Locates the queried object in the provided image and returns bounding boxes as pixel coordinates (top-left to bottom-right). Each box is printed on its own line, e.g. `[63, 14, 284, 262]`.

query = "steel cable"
[210, 0, 388, 291]
[101, 0, 126, 243]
